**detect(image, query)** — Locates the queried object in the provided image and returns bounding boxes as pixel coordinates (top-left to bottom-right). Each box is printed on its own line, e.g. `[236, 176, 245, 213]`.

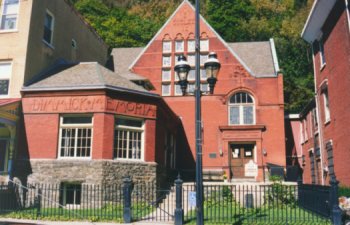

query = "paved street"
[0, 219, 172, 225]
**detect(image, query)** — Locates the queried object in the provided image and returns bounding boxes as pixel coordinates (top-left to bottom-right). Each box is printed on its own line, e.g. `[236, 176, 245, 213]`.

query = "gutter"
[269, 38, 280, 75]
[21, 85, 160, 98]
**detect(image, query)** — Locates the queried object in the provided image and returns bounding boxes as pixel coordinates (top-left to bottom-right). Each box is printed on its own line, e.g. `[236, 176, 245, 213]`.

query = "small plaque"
[245, 160, 258, 177]
[209, 153, 217, 159]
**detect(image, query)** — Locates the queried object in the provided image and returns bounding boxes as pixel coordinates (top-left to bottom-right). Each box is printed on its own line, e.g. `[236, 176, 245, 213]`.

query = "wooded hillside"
[70, 0, 314, 113]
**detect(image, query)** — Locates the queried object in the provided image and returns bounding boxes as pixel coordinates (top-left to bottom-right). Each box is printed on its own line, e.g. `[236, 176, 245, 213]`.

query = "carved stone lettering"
[30, 96, 105, 113]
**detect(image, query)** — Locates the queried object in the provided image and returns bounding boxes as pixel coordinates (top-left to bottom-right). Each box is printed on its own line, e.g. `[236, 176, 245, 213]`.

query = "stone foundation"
[26, 159, 158, 186]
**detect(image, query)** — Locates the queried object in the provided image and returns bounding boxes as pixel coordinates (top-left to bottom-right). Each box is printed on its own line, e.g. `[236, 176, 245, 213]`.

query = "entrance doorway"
[0, 140, 8, 173]
[230, 143, 255, 178]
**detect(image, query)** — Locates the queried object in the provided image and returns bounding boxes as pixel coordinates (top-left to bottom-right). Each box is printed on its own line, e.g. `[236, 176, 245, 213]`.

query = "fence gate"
[127, 180, 175, 222]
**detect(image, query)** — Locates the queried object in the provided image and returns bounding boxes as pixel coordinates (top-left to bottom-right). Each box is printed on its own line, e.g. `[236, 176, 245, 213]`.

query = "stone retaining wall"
[26, 159, 158, 186]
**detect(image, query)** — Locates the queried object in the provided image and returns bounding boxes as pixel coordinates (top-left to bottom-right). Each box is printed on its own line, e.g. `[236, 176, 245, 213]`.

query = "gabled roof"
[228, 40, 278, 77]
[112, 41, 278, 77]
[111, 48, 155, 89]
[22, 61, 158, 97]
[114, 0, 279, 78]
[301, 0, 337, 43]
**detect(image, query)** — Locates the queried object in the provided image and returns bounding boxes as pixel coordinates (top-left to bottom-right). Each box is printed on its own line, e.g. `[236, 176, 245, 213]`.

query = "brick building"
[0, 0, 109, 183]
[112, 0, 286, 182]
[287, 0, 350, 186]
[19, 62, 181, 188]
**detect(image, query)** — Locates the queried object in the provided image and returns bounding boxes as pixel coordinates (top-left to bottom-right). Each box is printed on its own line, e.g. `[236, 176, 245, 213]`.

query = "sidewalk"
[0, 218, 172, 225]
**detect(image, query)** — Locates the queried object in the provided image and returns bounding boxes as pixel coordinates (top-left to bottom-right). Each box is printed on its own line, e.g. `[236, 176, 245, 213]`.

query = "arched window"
[229, 92, 255, 125]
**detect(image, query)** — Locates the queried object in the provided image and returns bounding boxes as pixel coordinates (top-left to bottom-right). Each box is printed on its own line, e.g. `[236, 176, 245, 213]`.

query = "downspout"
[312, 44, 325, 185]
[345, 0, 350, 33]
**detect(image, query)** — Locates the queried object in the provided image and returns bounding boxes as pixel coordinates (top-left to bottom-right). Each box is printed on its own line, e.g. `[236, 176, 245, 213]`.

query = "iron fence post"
[123, 176, 132, 223]
[175, 175, 184, 225]
[330, 176, 343, 225]
[34, 188, 41, 218]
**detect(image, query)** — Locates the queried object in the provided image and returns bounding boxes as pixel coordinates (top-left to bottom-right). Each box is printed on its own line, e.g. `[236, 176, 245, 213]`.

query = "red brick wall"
[313, 1, 350, 186]
[130, 2, 286, 180]
[21, 92, 175, 166]
[24, 114, 59, 159]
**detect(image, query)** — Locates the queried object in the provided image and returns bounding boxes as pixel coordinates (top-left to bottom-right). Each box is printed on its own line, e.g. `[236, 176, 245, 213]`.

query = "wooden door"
[230, 144, 255, 178]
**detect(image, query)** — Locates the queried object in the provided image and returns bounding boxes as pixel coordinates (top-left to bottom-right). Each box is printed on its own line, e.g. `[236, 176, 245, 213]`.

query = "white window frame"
[0, 61, 12, 97]
[162, 40, 172, 53]
[43, 9, 55, 47]
[61, 182, 82, 207]
[0, 0, 20, 32]
[187, 83, 195, 94]
[200, 83, 209, 92]
[174, 83, 182, 96]
[228, 92, 255, 125]
[162, 69, 171, 82]
[162, 83, 171, 96]
[175, 40, 184, 53]
[187, 54, 195, 66]
[322, 89, 330, 123]
[200, 54, 208, 65]
[114, 117, 145, 161]
[188, 69, 195, 81]
[200, 39, 209, 52]
[319, 38, 326, 68]
[58, 115, 93, 159]
[187, 39, 195, 52]
[162, 55, 171, 67]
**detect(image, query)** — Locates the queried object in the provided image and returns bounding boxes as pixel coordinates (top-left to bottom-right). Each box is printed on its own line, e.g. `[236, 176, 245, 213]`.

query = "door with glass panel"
[230, 144, 254, 178]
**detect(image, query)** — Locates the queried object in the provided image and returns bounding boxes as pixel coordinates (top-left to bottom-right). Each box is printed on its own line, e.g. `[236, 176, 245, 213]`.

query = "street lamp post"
[174, 3, 221, 223]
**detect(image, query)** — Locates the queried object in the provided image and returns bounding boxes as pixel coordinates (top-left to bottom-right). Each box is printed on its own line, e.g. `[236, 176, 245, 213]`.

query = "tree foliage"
[72, 0, 315, 113]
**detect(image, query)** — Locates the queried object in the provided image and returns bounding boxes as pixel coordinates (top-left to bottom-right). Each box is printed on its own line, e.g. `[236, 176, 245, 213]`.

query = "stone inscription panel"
[24, 96, 157, 118]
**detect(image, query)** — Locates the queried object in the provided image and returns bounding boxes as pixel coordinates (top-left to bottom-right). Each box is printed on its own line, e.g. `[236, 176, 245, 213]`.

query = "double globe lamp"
[174, 52, 221, 95]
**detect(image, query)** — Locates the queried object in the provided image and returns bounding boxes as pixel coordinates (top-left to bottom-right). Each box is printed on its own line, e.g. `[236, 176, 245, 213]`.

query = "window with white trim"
[322, 88, 330, 122]
[60, 183, 81, 207]
[187, 83, 195, 94]
[319, 39, 326, 66]
[162, 40, 171, 53]
[187, 39, 195, 52]
[162, 69, 171, 82]
[162, 56, 171, 67]
[200, 39, 209, 52]
[114, 117, 144, 160]
[175, 84, 182, 96]
[0, 0, 19, 30]
[0, 61, 12, 96]
[59, 116, 93, 158]
[162, 84, 171, 96]
[229, 92, 255, 125]
[200, 83, 209, 92]
[188, 69, 195, 81]
[200, 54, 208, 65]
[175, 40, 184, 52]
[43, 10, 54, 45]
[187, 54, 195, 66]
[200, 69, 206, 80]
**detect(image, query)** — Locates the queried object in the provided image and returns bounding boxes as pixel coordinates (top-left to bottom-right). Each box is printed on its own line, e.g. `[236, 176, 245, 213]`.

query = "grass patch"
[185, 204, 331, 225]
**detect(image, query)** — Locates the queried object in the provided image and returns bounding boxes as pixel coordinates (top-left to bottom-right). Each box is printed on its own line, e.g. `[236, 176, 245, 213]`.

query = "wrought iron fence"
[183, 183, 332, 224]
[0, 178, 342, 224]
[0, 183, 124, 221]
